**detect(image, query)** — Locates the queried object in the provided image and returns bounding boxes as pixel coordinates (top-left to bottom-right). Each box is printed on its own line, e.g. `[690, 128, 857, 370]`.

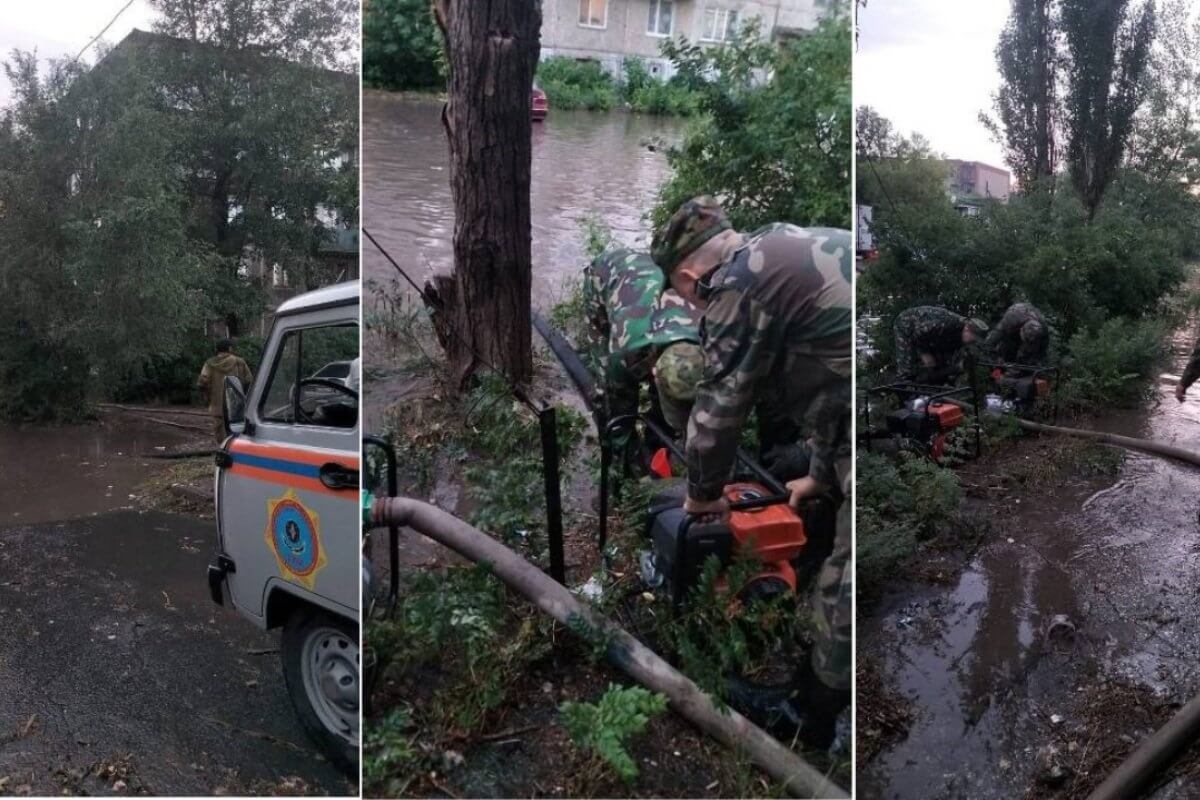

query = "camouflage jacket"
[583, 249, 702, 421]
[985, 302, 1049, 365]
[893, 306, 967, 380]
[1182, 340, 1200, 390]
[687, 224, 853, 500]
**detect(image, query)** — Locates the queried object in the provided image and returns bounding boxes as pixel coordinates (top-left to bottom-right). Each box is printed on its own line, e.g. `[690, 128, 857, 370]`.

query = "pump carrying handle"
[599, 413, 792, 552]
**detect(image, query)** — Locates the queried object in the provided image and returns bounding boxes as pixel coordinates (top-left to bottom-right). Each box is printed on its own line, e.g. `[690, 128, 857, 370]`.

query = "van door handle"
[319, 462, 359, 491]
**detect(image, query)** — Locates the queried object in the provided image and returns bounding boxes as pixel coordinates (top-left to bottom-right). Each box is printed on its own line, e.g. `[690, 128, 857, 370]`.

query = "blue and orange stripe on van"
[226, 439, 359, 500]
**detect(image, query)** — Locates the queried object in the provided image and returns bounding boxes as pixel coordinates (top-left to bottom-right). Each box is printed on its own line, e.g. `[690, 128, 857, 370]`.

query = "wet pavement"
[0, 410, 198, 525]
[0, 509, 351, 795]
[362, 91, 682, 311]
[860, 325, 1200, 798]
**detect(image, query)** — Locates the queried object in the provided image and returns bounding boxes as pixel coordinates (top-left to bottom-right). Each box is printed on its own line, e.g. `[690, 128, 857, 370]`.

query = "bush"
[856, 451, 963, 592]
[363, 0, 446, 91]
[621, 58, 699, 116]
[652, 14, 852, 231]
[1061, 316, 1168, 410]
[537, 57, 618, 111]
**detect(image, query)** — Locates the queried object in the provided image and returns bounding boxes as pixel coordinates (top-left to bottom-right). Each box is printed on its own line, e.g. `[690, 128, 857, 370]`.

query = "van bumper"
[207, 553, 237, 606]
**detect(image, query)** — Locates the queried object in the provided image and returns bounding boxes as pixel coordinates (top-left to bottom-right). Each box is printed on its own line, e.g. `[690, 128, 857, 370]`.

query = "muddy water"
[861, 326, 1200, 798]
[0, 412, 194, 526]
[362, 91, 683, 310]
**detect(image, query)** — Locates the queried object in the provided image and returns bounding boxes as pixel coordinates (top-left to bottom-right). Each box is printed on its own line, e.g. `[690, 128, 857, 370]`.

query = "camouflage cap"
[966, 318, 989, 337]
[651, 196, 732, 275]
[654, 341, 704, 432]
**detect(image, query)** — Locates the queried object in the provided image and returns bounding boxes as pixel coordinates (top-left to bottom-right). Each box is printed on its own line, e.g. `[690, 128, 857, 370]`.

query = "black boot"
[788, 658, 850, 751]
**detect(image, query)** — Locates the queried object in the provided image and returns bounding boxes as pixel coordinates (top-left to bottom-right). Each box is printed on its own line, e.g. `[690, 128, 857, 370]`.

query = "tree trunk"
[433, 0, 540, 389]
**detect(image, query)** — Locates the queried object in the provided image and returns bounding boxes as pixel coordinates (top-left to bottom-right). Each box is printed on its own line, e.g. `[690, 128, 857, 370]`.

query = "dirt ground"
[857, 342, 1200, 799]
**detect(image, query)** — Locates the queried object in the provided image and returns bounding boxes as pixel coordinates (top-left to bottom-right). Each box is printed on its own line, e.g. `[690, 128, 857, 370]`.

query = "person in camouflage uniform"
[984, 301, 1050, 366]
[651, 195, 851, 749]
[583, 249, 705, 464]
[1177, 340, 1200, 403]
[893, 305, 988, 385]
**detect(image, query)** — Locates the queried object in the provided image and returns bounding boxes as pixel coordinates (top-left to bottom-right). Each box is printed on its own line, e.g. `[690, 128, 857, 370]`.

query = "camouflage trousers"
[811, 469, 851, 690]
[212, 414, 225, 443]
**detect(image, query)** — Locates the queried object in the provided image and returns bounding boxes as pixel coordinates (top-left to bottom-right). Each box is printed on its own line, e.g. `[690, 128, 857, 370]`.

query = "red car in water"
[532, 85, 548, 121]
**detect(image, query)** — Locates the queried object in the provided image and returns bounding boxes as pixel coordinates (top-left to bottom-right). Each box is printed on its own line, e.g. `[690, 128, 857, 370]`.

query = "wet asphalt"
[0, 509, 352, 796]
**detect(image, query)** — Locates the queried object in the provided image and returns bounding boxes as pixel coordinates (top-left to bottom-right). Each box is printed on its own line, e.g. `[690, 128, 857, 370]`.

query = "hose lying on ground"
[1014, 418, 1200, 468]
[1087, 692, 1200, 800]
[369, 497, 848, 800]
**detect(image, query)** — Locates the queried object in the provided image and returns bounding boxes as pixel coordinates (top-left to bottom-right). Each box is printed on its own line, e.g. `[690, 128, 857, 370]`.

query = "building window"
[647, 0, 673, 36]
[701, 8, 740, 42]
[578, 0, 607, 28]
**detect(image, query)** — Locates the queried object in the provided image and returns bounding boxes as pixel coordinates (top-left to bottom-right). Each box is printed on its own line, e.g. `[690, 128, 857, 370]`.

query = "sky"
[0, 0, 159, 105]
[856, 0, 1011, 170]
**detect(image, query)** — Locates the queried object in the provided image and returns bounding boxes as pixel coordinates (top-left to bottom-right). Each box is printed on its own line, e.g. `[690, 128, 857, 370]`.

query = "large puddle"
[860, 324, 1200, 798]
[0, 411, 195, 526]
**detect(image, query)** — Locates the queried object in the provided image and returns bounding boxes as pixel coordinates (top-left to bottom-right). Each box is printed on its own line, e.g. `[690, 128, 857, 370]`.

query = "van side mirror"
[223, 375, 248, 436]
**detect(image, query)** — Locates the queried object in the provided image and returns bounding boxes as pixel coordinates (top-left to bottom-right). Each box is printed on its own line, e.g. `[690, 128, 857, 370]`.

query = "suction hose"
[369, 496, 849, 800]
[1087, 692, 1200, 800]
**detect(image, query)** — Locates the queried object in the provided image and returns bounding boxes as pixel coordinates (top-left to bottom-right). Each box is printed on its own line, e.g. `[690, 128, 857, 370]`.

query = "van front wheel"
[281, 610, 359, 774]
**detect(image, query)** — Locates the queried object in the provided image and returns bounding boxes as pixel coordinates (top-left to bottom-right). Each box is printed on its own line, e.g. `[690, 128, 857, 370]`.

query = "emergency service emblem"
[265, 489, 327, 589]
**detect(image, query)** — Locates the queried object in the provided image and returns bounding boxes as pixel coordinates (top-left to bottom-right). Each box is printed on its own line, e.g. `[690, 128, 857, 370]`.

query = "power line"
[74, 0, 138, 62]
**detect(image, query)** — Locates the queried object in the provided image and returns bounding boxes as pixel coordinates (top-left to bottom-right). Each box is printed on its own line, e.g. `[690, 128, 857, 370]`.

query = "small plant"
[363, 707, 421, 796]
[560, 684, 668, 782]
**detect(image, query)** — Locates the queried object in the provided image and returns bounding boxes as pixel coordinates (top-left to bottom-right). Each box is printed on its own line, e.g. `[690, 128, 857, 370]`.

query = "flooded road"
[0, 410, 198, 526]
[861, 324, 1200, 798]
[362, 91, 682, 310]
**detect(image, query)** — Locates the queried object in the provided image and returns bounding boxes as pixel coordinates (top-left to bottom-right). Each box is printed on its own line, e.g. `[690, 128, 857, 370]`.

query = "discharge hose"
[369, 496, 849, 799]
[1087, 692, 1200, 800]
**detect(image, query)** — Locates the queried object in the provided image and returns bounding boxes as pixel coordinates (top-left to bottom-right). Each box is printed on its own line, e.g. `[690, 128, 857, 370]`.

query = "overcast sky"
[856, 0, 1011, 170]
[0, 0, 159, 106]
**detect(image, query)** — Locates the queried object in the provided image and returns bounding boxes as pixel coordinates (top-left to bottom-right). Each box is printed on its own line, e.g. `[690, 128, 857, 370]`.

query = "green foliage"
[0, 1, 355, 420]
[621, 57, 700, 116]
[560, 684, 668, 783]
[653, 14, 851, 231]
[112, 333, 265, 404]
[457, 374, 587, 559]
[1060, 316, 1168, 410]
[667, 553, 805, 701]
[856, 452, 963, 592]
[537, 57, 618, 111]
[363, 707, 421, 796]
[1061, 0, 1156, 219]
[363, 0, 446, 91]
[859, 172, 1191, 351]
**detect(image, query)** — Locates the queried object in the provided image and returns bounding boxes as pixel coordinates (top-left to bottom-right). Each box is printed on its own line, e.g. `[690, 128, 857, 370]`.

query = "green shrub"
[537, 57, 618, 110]
[653, 14, 852, 230]
[856, 451, 963, 592]
[560, 684, 668, 782]
[1061, 316, 1168, 410]
[622, 58, 699, 115]
[363, 0, 446, 91]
